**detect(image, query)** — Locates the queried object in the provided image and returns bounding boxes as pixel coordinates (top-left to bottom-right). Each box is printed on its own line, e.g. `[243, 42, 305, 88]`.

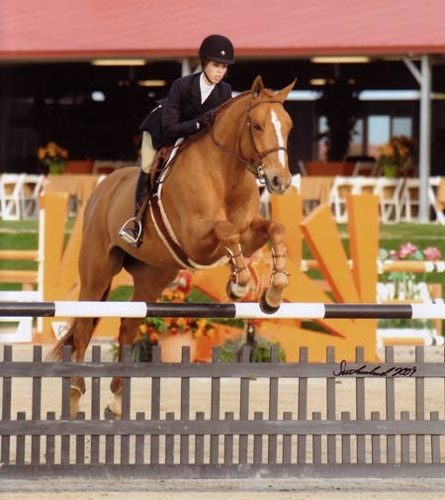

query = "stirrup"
[118, 217, 142, 245]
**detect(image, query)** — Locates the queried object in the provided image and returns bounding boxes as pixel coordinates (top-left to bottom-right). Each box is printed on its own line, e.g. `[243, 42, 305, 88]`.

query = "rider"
[119, 34, 235, 245]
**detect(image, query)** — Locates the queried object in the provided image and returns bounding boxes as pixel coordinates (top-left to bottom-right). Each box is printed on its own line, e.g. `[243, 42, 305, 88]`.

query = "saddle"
[148, 145, 172, 198]
[119, 131, 206, 247]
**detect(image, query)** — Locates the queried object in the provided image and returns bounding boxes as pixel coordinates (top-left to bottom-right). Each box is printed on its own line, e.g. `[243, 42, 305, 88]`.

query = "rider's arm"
[220, 82, 233, 103]
[162, 79, 201, 143]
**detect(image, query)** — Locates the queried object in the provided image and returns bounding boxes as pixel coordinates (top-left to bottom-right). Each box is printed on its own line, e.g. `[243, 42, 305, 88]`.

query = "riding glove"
[197, 109, 215, 130]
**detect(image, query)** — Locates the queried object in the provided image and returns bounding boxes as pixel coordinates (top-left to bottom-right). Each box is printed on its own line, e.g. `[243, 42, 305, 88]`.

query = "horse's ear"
[276, 78, 297, 102]
[251, 75, 264, 96]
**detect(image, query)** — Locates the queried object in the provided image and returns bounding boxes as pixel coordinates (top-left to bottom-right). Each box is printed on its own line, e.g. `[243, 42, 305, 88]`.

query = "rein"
[147, 93, 289, 269]
[209, 98, 288, 184]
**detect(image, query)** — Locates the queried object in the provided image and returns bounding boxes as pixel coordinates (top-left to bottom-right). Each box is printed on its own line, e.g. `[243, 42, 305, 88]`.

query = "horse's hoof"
[70, 387, 82, 419]
[259, 290, 280, 315]
[104, 404, 121, 420]
[226, 280, 249, 300]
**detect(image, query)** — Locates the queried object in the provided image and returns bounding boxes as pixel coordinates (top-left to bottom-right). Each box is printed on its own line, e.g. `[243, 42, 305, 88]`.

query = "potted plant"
[138, 271, 217, 362]
[37, 141, 69, 175]
[219, 335, 286, 363]
[377, 136, 416, 178]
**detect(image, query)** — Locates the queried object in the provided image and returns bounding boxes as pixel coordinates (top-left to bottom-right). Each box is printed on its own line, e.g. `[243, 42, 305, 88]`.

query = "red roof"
[2, 0, 445, 60]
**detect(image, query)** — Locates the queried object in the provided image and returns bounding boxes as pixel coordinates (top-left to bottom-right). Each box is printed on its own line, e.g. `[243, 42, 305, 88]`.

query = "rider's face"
[203, 61, 228, 85]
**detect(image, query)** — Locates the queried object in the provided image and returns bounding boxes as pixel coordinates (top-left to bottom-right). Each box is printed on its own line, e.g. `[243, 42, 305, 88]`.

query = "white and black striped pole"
[1, 301, 445, 319]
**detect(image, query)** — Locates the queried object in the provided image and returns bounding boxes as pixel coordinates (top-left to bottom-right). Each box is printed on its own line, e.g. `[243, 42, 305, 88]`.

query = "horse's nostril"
[272, 176, 280, 187]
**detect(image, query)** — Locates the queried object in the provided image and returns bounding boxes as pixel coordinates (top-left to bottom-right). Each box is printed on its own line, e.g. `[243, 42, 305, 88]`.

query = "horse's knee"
[215, 220, 239, 244]
[268, 221, 286, 242]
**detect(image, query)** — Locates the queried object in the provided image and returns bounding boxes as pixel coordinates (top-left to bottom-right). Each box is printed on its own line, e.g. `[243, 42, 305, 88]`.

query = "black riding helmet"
[198, 34, 235, 65]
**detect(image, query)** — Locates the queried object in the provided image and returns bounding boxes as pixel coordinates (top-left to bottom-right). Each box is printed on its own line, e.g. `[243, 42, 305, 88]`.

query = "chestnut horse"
[49, 75, 295, 416]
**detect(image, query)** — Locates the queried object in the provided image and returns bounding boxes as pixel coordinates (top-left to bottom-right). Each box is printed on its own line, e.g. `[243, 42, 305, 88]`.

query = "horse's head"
[240, 76, 295, 194]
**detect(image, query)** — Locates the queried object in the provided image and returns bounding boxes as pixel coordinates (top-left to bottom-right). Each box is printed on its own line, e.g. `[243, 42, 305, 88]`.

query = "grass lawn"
[2, 218, 445, 293]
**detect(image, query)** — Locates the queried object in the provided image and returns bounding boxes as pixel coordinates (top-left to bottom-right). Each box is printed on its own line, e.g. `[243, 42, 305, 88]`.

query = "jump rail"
[2, 300, 445, 319]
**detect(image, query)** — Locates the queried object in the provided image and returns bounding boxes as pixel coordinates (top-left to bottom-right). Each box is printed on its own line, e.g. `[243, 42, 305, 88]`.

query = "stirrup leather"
[118, 217, 143, 245]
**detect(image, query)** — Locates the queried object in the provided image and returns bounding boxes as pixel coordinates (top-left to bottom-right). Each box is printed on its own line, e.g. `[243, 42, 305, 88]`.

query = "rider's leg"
[141, 132, 157, 175]
[119, 132, 157, 245]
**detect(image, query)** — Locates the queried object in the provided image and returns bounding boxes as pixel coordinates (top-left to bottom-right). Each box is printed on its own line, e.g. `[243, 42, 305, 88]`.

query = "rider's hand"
[197, 110, 215, 130]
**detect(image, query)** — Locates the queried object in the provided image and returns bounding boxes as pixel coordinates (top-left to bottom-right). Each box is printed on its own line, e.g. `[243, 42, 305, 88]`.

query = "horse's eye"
[253, 123, 262, 132]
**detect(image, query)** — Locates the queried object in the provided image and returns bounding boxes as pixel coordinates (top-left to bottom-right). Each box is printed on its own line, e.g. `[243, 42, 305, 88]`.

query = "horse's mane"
[213, 89, 254, 115]
[171, 90, 254, 153]
[155, 86, 275, 178]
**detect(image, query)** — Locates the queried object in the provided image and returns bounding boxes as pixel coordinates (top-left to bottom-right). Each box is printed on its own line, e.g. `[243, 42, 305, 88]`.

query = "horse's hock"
[1, 344, 445, 478]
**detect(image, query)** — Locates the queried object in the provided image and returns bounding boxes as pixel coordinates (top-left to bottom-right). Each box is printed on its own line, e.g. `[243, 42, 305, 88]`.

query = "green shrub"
[219, 336, 286, 362]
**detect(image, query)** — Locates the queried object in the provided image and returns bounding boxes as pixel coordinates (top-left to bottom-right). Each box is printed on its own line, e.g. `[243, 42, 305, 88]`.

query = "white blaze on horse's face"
[271, 110, 286, 168]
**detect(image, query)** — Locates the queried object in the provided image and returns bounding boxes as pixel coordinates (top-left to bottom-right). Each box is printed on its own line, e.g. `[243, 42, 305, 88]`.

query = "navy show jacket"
[140, 72, 232, 149]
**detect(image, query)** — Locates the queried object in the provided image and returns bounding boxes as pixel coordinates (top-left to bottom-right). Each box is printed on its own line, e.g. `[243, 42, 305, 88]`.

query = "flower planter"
[157, 331, 197, 362]
[48, 160, 66, 175]
[383, 164, 398, 178]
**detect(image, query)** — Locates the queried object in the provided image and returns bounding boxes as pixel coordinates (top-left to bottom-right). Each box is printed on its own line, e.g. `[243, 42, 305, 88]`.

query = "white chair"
[297, 160, 307, 176]
[291, 173, 301, 192]
[20, 174, 45, 219]
[352, 176, 379, 195]
[0, 290, 41, 343]
[352, 161, 378, 177]
[329, 176, 359, 222]
[428, 176, 445, 224]
[0, 173, 24, 220]
[399, 178, 420, 222]
[375, 177, 403, 223]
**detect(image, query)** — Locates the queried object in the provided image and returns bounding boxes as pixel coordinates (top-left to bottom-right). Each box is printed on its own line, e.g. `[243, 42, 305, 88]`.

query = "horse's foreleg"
[261, 220, 289, 312]
[240, 216, 289, 312]
[214, 221, 252, 299]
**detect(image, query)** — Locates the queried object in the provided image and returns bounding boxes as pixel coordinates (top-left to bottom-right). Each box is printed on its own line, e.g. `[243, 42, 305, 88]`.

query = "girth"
[148, 151, 226, 270]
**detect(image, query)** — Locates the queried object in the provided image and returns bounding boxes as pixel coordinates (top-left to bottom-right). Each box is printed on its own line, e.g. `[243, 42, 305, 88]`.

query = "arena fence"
[1, 344, 445, 478]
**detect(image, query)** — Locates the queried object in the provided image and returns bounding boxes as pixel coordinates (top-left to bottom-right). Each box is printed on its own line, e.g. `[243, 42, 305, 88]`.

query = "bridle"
[209, 97, 288, 185]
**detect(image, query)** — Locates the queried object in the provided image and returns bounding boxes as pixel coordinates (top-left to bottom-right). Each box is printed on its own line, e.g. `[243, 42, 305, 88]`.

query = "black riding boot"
[135, 170, 150, 212]
[118, 170, 151, 245]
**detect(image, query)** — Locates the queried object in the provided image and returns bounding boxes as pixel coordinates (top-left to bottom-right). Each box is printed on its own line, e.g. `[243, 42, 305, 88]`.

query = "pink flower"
[423, 246, 442, 261]
[396, 242, 417, 259]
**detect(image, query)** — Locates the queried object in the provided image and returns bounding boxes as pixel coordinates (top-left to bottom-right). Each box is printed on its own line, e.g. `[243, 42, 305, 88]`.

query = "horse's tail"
[46, 319, 79, 361]
[47, 287, 110, 361]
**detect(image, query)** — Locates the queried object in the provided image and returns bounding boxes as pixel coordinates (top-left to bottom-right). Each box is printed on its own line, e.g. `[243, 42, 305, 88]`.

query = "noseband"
[209, 98, 288, 184]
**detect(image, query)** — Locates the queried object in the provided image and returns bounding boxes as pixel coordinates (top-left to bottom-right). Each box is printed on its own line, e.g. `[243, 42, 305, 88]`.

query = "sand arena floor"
[2, 343, 445, 499]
